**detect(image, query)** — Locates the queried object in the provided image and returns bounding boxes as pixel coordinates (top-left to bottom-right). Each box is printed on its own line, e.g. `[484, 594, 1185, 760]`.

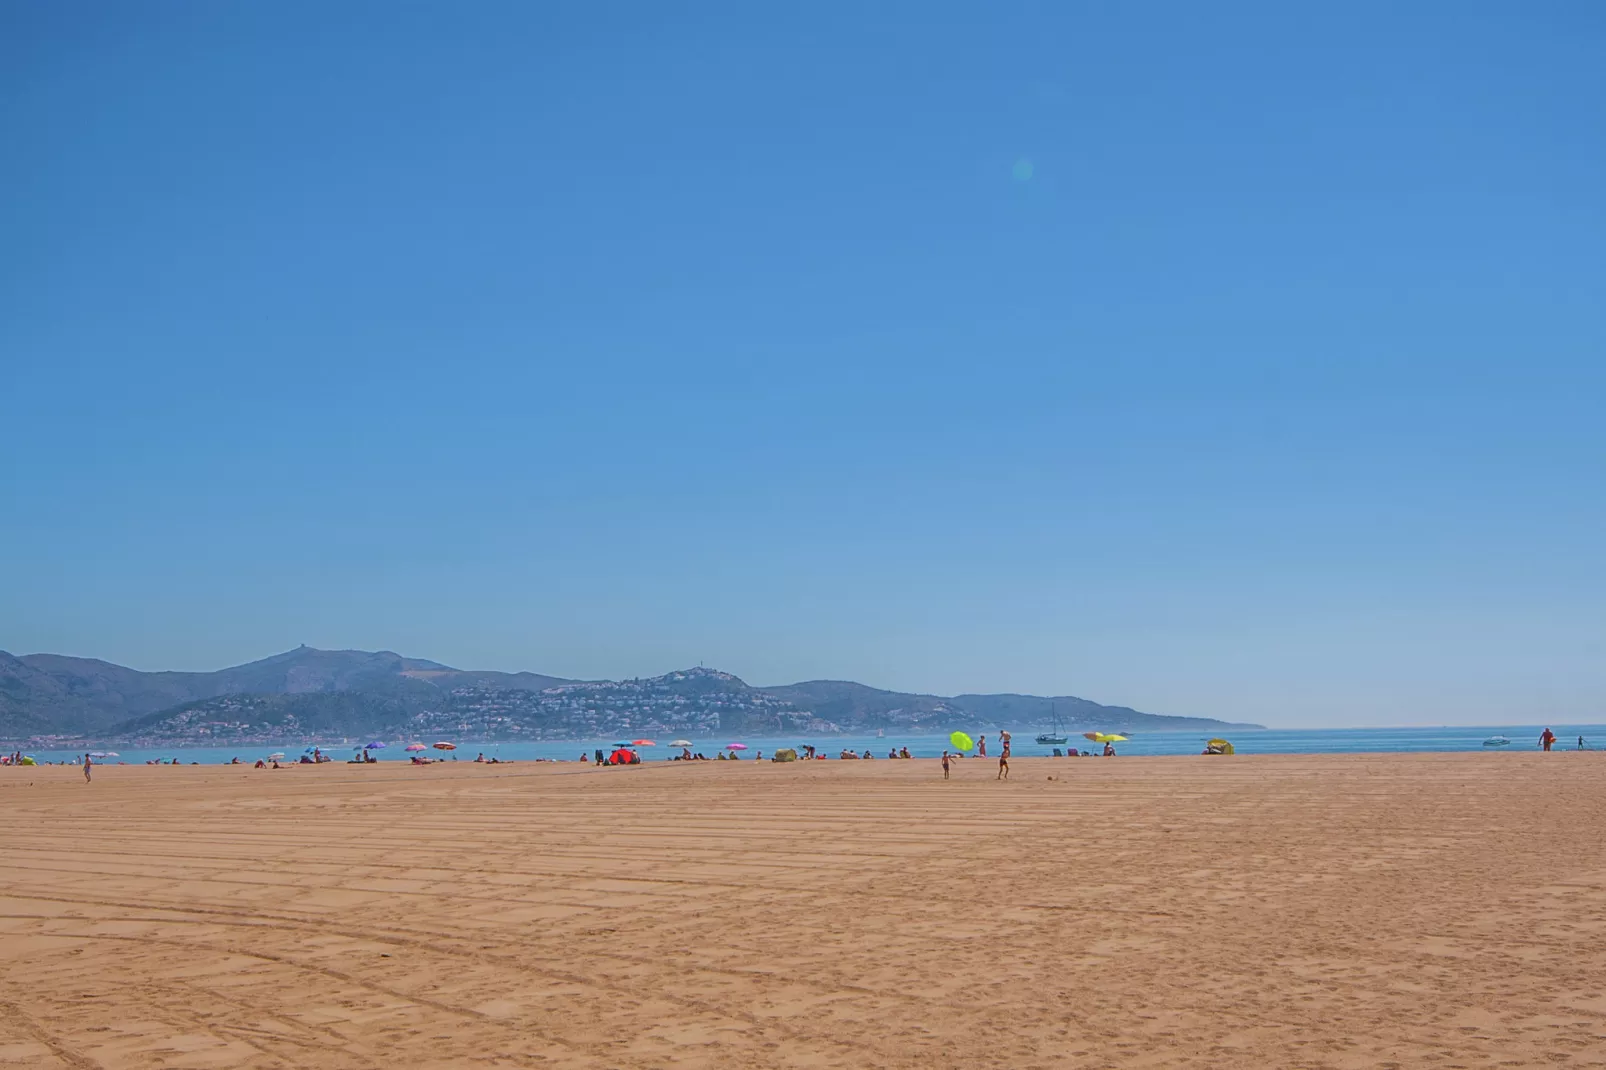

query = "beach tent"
[1204, 738, 1235, 755]
[773, 748, 798, 762]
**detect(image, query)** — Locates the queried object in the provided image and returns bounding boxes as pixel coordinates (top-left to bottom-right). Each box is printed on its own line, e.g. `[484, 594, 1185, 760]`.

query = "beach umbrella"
[364, 741, 386, 750]
[88, 751, 114, 758]
[1083, 732, 1128, 743]
[669, 739, 693, 748]
[404, 743, 426, 752]
[631, 739, 656, 746]
[725, 743, 748, 750]
[432, 742, 456, 751]
[949, 731, 974, 752]
[267, 752, 285, 761]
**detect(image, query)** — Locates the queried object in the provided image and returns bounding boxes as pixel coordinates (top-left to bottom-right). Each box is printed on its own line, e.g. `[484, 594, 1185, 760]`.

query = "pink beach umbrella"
[404, 743, 426, 752]
[725, 743, 748, 751]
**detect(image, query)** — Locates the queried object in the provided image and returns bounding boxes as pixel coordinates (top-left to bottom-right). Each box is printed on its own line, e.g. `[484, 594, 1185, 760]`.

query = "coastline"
[9, 722, 1602, 765]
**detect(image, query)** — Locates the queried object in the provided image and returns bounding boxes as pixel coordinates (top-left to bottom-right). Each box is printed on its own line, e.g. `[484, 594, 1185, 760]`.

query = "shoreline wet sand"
[2, 754, 1603, 1068]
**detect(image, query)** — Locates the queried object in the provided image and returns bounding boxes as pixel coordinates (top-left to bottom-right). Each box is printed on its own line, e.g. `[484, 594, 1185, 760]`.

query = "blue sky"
[3, 2, 1603, 727]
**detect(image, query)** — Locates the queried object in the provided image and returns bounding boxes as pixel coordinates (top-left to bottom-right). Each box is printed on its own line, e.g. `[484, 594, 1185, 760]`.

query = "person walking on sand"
[996, 751, 1009, 780]
[941, 750, 952, 780]
[82, 752, 92, 783]
[977, 735, 987, 758]
[1539, 727, 1556, 752]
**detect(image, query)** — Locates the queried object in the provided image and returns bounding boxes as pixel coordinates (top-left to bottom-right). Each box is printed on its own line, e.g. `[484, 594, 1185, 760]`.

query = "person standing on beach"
[82, 753, 92, 783]
[941, 750, 952, 780]
[978, 735, 987, 757]
[996, 751, 1009, 780]
[1539, 727, 1556, 752]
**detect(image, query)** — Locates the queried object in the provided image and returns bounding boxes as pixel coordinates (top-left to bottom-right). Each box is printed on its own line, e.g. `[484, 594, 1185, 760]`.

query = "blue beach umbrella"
[364, 741, 386, 750]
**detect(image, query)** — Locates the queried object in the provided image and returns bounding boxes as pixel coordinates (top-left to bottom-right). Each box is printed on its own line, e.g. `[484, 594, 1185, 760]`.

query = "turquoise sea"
[14, 724, 1604, 765]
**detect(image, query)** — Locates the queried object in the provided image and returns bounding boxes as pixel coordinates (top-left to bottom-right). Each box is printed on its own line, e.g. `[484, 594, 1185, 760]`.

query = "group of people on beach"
[15, 728, 1598, 782]
[1538, 728, 1589, 751]
[937, 733, 1019, 780]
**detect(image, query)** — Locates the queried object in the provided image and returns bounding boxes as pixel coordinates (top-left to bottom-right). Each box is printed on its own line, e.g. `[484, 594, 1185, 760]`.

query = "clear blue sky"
[4, 2, 1603, 727]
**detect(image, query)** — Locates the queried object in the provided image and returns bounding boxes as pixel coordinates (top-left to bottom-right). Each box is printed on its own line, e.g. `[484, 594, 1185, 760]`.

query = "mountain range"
[0, 645, 1260, 742]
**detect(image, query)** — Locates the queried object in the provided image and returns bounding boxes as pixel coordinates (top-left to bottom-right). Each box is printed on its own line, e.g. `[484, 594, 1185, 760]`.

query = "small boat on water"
[1482, 735, 1511, 747]
[1036, 703, 1068, 746]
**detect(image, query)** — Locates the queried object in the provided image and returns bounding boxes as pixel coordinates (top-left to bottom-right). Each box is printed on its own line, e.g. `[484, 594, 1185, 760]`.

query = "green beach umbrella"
[949, 731, 974, 752]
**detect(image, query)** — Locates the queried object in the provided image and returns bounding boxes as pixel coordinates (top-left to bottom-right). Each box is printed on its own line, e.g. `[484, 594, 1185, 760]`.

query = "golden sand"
[2, 754, 1603, 1068]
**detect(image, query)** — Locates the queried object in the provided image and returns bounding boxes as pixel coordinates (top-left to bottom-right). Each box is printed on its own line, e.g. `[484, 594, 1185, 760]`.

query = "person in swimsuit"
[996, 752, 1009, 780]
[1539, 727, 1556, 752]
[83, 753, 92, 783]
[941, 750, 952, 780]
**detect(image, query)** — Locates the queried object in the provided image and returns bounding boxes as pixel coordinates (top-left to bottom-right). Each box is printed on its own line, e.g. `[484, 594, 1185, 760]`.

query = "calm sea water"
[16, 724, 1604, 765]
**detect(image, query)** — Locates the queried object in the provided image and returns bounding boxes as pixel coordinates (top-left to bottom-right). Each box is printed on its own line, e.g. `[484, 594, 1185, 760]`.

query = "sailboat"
[1035, 703, 1068, 746]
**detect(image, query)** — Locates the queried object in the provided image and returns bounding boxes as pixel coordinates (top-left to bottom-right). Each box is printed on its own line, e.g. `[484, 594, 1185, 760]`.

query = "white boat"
[1482, 736, 1511, 747]
[1036, 703, 1068, 746]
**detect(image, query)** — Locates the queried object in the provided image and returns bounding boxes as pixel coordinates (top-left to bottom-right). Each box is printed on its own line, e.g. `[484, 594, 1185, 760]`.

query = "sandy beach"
[1, 754, 1603, 1069]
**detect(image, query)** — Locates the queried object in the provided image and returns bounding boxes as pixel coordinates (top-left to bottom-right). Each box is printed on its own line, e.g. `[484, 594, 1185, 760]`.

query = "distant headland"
[0, 646, 1261, 746]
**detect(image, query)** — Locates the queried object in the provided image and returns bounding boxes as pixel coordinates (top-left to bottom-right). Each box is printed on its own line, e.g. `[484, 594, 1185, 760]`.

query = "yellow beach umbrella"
[1082, 732, 1129, 743]
[949, 731, 974, 752]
